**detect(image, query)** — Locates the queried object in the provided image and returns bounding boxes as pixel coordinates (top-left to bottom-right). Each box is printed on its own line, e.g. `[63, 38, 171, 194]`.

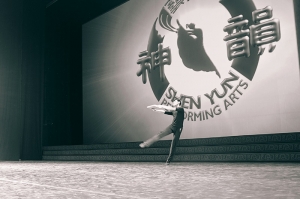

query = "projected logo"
[136, 0, 281, 122]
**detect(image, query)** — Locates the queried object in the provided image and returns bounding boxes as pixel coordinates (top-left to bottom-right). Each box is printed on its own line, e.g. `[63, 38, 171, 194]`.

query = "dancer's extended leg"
[140, 126, 173, 148]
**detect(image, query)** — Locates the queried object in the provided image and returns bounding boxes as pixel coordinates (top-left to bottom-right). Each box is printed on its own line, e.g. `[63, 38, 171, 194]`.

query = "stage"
[1, 0, 300, 198]
[0, 161, 299, 198]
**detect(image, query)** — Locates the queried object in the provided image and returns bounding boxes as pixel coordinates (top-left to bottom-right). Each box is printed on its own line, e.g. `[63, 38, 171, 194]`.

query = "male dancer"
[139, 99, 185, 165]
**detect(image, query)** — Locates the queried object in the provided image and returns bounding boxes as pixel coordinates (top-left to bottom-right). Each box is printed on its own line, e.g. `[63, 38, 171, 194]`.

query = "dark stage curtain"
[20, 0, 45, 160]
[0, 0, 44, 160]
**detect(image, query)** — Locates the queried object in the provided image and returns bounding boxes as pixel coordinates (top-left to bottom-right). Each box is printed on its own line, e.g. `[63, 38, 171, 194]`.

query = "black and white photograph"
[0, 0, 300, 198]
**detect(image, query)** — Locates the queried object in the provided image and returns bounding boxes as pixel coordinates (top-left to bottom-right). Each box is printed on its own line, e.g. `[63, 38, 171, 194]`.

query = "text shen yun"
[161, 71, 248, 121]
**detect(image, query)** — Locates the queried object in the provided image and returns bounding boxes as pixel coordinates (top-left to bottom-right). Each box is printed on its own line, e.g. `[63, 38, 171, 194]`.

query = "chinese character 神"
[249, 6, 281, 55]
[137, 44, 172, 84]
[151, 43, 172, 82]
[136, 50, 151, 84]
[223, 15, 250, 61]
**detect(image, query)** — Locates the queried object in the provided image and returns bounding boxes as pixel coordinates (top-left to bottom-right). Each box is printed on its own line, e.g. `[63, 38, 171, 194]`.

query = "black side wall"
[43, 0, 128, 147]
[294, 0, 300, 75]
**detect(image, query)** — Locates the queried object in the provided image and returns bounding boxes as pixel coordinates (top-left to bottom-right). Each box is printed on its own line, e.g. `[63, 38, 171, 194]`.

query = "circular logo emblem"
[137, 0, 264, 122]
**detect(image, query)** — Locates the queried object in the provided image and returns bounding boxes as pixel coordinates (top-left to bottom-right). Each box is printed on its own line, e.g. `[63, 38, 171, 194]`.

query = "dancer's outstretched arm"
[147, 104, 176, 111]
[147, 105, 165, 114]
[150, 109, 165, 113]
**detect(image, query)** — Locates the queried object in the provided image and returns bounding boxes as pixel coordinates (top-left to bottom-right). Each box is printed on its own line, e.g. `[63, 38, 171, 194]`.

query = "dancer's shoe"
[139, 142, 147, 148]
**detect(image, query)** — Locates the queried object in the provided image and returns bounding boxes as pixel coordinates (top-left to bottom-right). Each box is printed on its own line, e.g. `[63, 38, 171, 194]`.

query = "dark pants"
[143, 125, 183, 162]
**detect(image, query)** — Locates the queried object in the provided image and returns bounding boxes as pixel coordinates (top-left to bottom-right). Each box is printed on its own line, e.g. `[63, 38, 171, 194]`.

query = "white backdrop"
[83, 0, 300, 144]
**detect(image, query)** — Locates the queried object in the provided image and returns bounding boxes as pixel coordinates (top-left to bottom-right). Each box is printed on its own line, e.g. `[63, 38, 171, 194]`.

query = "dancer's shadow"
[176, 20, 220, 78]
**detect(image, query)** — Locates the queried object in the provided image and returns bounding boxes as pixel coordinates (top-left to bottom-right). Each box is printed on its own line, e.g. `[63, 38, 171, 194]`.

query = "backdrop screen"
[83, 0, 300, 144]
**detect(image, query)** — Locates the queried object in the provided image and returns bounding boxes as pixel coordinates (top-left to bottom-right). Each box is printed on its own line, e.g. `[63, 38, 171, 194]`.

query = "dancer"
[139, 99, 185, 165]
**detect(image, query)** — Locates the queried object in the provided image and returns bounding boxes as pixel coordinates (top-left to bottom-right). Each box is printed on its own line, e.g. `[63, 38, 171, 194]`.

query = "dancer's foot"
[165, 160, 171, 165]
[139, 142, 147, 148]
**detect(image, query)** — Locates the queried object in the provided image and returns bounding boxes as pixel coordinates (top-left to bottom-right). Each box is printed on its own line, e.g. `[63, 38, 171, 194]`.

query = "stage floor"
[0, 161, 299, 198]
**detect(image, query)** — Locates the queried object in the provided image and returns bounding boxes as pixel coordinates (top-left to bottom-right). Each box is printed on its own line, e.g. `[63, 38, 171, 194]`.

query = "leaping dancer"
[139, 99, 185, 165]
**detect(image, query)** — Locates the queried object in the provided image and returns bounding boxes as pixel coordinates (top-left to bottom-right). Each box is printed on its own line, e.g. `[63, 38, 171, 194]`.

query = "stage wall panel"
[83, 0, 300, 144]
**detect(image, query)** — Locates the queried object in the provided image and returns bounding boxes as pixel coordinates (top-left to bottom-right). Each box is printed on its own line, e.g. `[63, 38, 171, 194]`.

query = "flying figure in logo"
[139, 99, 184, 165]
[176, 20, 221, 78]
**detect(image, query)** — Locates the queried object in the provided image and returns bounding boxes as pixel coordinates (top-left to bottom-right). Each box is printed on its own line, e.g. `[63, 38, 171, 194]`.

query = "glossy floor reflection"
[0, 161, 299, 198]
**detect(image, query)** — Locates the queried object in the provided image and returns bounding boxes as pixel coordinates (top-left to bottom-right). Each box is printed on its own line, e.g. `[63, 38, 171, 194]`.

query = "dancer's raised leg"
[140, 126, 173, 148]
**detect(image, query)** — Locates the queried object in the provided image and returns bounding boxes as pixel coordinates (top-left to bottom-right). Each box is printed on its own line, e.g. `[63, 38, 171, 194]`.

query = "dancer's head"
[172, 99, 181, 107]
[186, 23, 195, 29]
